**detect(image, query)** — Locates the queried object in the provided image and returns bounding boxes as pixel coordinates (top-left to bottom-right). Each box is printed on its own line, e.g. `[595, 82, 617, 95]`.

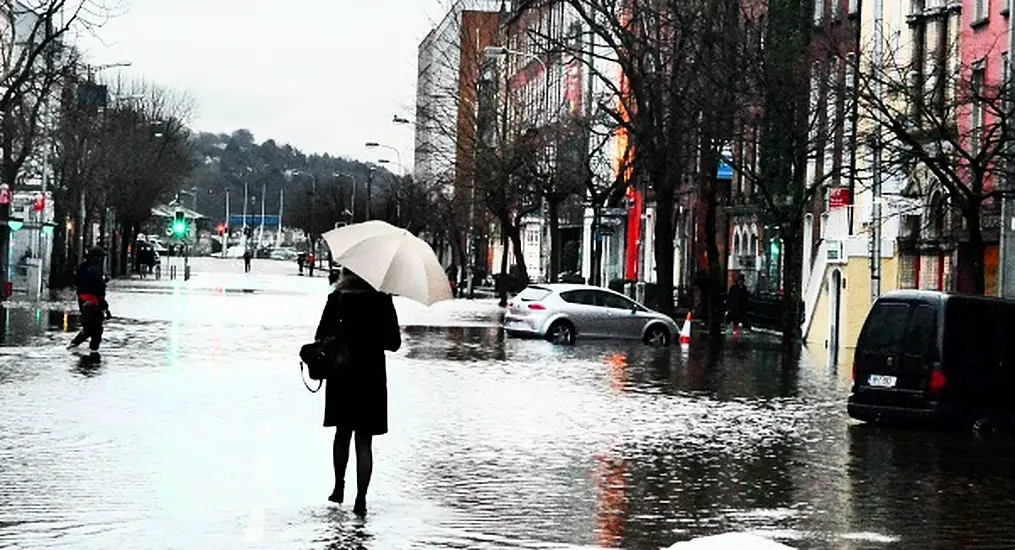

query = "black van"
[848, 290, 1015, 433]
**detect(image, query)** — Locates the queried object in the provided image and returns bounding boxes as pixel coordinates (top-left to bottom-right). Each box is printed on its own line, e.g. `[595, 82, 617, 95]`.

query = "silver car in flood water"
[503, 284, 679, 346]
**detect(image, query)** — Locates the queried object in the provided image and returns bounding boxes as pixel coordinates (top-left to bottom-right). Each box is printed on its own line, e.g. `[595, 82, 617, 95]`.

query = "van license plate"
[868, 374, 897, 388]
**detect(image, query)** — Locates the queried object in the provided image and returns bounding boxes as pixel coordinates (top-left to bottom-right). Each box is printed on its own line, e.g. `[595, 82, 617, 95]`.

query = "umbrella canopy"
[321, 221, 452, 306]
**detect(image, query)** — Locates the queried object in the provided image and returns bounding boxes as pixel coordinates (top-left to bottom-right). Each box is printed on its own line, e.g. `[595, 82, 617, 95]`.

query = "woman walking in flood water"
[315, 268, 401, 516]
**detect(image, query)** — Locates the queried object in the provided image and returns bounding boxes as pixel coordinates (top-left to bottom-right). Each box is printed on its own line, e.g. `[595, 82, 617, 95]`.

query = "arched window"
[749, 233, 758, 256]
[734, 232, 742, 256]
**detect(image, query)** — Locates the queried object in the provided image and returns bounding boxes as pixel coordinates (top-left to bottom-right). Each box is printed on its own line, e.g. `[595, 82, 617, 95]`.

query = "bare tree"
[715, 3, 852, 345]
[853, 36, 1013, 295]
[51, 77, 194, 282]
[0, 0, 119, 287]
[415, 4, 540, 287]
[545, 0, 724, 317]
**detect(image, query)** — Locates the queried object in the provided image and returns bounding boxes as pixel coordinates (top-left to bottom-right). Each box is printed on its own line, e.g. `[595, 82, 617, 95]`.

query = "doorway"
[829, 269, 842, 366]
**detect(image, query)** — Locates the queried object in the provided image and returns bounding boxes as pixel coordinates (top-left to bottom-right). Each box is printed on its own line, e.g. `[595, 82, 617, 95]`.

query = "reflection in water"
[71, 355, 103, 378]
[594, 455, 626, 547]
[603, 352, 628, 394]
[8, 283, 1015, 548]
[402, 326, 507, 362]
[314, 508, 372, 550]
[847, 424, 1015, 547]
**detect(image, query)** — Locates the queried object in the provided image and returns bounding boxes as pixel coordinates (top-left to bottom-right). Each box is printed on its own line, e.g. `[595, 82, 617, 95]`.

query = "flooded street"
[0, 258, 1013, 549]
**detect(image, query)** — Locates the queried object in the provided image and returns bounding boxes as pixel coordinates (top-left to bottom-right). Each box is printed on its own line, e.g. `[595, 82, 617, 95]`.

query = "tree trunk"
[49, 205, 71, 289]
[507, 221, 529, 283]
[780, 228, 804, 353]
[591, 204, 603, 287]
[703, 176, 723, 338]
[548, 197, 561, 283]
[654, 190, 676, 317]
[499, 222, 509, 306]
[966, 207, 986, 295]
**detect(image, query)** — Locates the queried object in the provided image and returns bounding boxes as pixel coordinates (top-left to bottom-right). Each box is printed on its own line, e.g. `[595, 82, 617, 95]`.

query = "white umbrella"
[321, 221, 453, 306]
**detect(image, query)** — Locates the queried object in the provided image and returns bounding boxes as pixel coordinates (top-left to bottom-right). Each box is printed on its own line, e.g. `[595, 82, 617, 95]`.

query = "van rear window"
[861, 303, 910, 353]
[903, 305, 936, 355]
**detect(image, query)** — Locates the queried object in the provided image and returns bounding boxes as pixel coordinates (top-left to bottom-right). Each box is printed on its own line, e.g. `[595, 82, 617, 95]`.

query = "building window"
[971, 64, 986, 153]
[975, 0, 989, 21]
[814, 0, 824, 24]
[911, 0, 925, 15]
[1003, 52, 1010, 93]
[849, 0, 859, 15]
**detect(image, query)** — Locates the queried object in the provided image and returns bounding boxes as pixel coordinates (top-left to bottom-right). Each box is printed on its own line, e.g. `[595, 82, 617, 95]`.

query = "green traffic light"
[172, 221, 186, 235]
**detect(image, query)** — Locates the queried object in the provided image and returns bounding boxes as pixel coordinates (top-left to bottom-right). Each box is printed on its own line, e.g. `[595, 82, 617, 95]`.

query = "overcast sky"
[77, 0, 449, 168]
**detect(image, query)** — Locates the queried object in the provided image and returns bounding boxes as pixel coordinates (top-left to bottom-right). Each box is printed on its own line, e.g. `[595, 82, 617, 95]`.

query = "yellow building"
[803, 0, 961, 365]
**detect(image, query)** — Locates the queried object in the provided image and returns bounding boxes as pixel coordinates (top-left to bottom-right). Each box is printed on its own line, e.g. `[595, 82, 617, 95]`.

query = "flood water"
[0, 258, 1012, 549]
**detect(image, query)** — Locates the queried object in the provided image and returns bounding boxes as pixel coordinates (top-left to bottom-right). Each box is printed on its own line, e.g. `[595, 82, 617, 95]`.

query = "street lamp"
[365, 142, 404, 176]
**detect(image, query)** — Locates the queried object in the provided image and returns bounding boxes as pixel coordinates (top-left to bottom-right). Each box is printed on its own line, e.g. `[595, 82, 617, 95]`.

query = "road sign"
[596, 225, 616, 236]
[599, 217, 624, 227]
[602, 207, 627, 217]
[0, 185, 11, 205]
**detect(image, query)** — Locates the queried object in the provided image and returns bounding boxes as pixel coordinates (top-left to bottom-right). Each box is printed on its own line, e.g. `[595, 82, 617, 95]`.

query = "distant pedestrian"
[726, 273, 751, 341]
[243, 248, 252, 273]
[315, 268, 401, 516]
[308, 253, 316, 277]
[68, 247, 112, 359]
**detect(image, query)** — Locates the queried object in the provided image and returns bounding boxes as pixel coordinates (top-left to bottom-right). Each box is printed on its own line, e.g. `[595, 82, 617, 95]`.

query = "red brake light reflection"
[929, 370, 947, 394]
[528, 303, 546, 310]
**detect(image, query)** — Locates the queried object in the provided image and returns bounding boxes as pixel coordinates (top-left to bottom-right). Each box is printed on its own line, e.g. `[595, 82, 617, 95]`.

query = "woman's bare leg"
[330, 429, 353, 503]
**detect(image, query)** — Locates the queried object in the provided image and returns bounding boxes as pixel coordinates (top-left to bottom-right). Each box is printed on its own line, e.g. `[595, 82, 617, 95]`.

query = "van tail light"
[928, 370, 947, 394]
[528, 303, 546, 311]
[851, 360, 856, 382]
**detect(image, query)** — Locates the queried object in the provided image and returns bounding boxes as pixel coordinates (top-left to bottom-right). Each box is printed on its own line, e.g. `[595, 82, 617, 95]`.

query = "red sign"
[0, 185, 11, 205]
[32, 194, 44, 212]
[829, 188, 850, 209]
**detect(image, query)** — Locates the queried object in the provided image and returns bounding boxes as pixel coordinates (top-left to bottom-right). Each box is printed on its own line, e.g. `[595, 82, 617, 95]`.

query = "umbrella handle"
[300, 362, 324, 393]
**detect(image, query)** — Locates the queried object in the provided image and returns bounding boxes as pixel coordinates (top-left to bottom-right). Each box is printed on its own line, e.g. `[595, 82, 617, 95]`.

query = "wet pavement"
[0, 257, 1013, 548]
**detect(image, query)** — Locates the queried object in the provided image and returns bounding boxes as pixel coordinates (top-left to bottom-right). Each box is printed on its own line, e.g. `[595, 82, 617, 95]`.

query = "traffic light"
[216, 223, 226, 235]
[171, 211, 187, 238]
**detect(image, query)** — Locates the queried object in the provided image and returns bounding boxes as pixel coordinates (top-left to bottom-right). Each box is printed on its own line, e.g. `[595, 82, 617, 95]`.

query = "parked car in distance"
[503, 283, 679, 346]
[848, 290, 1015, 435]
[270, 247, 298, 261]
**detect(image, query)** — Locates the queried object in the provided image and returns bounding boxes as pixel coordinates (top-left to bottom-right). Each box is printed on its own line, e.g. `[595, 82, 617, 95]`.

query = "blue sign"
[229, 215, 280, 226]
[717, 156, 734, 180]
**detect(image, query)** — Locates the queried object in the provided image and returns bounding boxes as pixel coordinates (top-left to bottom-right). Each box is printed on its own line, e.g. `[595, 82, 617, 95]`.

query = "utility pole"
[870, 0, 884, 305]
[277, 188, 284, 247]
[366, 168, 374, 220]
[242, 181, 248, 250]
[1000, 3, 1015, 297]
[258, 183, 266, 248]
[223, 189, 230, 258]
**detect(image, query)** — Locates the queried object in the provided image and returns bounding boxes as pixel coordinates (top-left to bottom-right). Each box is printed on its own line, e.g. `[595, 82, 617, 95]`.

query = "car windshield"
[516, 286, 552, 302]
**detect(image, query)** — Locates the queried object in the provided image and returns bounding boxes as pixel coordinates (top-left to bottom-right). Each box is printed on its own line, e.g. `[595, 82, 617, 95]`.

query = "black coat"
[315, 289, 401, 434]
[74, 261, 106, 297]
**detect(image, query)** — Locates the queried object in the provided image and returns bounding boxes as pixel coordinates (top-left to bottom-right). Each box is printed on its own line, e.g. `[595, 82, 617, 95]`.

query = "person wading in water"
[315, 269, 401, 516]
[68, 247, 112, 359]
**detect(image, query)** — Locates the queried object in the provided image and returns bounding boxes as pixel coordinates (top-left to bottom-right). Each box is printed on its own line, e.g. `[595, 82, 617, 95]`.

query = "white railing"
[802, 240, 830, 337]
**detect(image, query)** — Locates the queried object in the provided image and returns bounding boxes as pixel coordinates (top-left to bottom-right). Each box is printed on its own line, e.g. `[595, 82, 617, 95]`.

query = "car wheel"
[971, 412, 999, 437]
[546, 320, 576, 345]
[644, 325, 671, 347]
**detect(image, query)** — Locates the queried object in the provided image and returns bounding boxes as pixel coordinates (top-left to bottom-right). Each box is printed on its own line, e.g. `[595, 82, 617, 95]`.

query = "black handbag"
[299, 296, 350, 393]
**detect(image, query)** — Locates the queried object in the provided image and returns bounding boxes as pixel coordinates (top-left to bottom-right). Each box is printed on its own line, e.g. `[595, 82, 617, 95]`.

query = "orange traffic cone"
[678, 312, 692, 345]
